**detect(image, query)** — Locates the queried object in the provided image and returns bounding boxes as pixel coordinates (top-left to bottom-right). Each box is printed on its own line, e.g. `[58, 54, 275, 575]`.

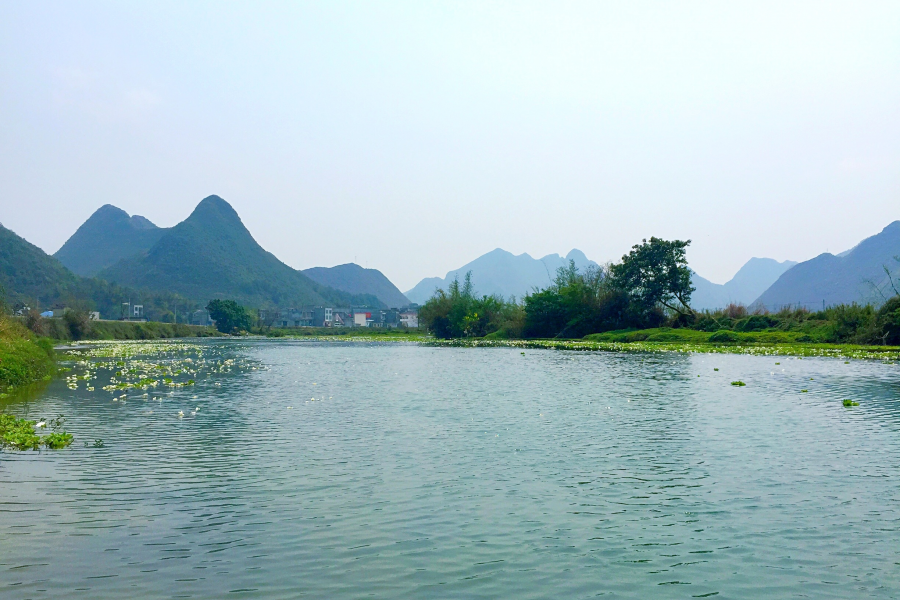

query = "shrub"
[723, 303, 748, 319]
[708, 330, 740, 343]
[873, 296, 900, 345]
[64, 309, 93, 340]
[734, 314, 775, 332]
[25, 309, 46, 336]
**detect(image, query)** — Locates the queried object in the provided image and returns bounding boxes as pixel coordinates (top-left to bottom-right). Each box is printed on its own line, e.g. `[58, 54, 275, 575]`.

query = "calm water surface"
[1, 339, 899, 599]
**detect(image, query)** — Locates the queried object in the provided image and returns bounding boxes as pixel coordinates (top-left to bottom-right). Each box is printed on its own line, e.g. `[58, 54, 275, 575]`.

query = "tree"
[609, 237, 695, 317]
[418, 272, 523, 339]
[206, 299, 252, 334]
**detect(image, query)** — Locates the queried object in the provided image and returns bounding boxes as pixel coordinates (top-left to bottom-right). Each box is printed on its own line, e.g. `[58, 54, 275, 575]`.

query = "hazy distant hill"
[54, 205, 168, 276]
[691, 258, 797, 310]
[98, 195, 382, 308]
[405, 248, 598, 303]
[303, 263, 410, 307]
[755, 221, 900, 308]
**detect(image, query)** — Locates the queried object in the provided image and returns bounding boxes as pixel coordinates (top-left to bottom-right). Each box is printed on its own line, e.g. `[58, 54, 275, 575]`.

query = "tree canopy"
[206, 299, 252, 334]
[609, 237, 695, 317]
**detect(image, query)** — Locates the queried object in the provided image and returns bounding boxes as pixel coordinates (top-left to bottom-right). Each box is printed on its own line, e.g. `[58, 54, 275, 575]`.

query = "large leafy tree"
[610, 237, 694, 317]
[206, 299, 252, 334]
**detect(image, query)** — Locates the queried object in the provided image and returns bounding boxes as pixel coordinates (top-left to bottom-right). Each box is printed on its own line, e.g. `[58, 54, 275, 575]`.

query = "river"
[1, 339, 899, 599]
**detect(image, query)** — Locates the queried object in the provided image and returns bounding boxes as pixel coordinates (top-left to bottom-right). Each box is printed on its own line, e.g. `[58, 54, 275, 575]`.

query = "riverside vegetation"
[418, 237, 900, 348]
[0, 301, 74, 450]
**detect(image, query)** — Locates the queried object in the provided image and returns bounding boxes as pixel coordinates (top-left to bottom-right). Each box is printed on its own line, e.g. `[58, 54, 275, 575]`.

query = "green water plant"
[842, 399, 860, 407]
[0, 413, 73, 450]
[730, 381, 746, 386]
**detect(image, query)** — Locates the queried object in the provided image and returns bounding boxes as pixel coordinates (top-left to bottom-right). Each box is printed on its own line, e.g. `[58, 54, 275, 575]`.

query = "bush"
[734, 314, 776, 332]
[64, 309, 92, 340]
[873, 296, 900, 345]
[25, 309, 46, 336]
[708, 330, 741, 343]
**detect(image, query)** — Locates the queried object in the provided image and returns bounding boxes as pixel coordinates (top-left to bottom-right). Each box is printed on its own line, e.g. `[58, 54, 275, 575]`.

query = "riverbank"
[428, 333, 900, 360]
[36, 318, 220, 341]
[0, 316, 55, 391]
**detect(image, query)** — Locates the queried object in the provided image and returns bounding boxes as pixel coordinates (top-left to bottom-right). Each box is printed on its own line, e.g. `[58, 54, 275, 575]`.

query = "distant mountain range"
[755, 221, 900, 309]
[405, 248, 598, 304]
[404, 246, 796, 309]
[691, 258, 797, 310]
[8, 196, 899, 318]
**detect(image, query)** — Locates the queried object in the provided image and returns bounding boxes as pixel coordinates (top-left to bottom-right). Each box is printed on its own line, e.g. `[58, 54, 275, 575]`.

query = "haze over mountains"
[756, 221, 900, 308]
[5, 193, 898, 318]
[404, 246, 796, 310]
[691, 258, 797, 310]
[405, 249, 598, 304]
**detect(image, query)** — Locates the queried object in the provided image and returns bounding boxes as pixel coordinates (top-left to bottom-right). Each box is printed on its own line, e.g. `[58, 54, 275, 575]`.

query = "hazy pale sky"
[1, 1, 898, 290]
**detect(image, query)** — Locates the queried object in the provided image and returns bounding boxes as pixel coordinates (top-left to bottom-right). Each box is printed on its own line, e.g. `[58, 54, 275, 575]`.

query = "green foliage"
[63, 308, 93, 340]
[873, 296, 900, 345]
[0, 413, 73, 450]
[731, 381, 746, 386]
[709, 330, 741, 343]
[418, 272, 524, 339]
[842, 399, 860, 407]
[523, 262, 649, 338]
[207, 299, 253, 334]
[609, 237, 695, 317]
[0, 316, 55, 390]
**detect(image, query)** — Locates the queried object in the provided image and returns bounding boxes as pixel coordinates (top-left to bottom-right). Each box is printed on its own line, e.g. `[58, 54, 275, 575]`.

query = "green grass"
[424, 335, 900, 360]
[36, 318, 220, 341]
[0, 317, 55, 391]
[583, 327, 815, 344]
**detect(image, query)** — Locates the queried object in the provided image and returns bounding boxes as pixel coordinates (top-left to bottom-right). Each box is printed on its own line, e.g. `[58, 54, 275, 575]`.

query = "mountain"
[691, 258, 797, 310]
[303, 263, 410, 307]
[405, 248, 598, 304]
[54, 205, 168, 276]
[0, 223, 175, 318]
[97, 195, 382, 308]
[0, 223, 83, 307]
[754, 221, 900, 309]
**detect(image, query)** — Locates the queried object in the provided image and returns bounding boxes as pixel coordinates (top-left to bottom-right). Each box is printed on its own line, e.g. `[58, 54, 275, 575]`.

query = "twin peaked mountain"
[54, 195, 408, 309]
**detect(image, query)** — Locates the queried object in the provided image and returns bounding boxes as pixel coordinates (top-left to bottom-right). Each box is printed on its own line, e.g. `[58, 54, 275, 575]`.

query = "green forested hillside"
[54, 204, 167, 276]
[99, 195, 382, 308]
[0, 223, 83, 308]
[0, 223, 200, 320]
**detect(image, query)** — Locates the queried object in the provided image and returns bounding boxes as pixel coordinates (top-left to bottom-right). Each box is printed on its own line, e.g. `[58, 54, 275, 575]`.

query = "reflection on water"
[1, 340, 899, 599]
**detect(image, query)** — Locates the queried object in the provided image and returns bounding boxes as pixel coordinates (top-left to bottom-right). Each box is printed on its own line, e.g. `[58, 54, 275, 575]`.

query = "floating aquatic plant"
[842, 399, 859, 407]
[730, 381, 746, 386]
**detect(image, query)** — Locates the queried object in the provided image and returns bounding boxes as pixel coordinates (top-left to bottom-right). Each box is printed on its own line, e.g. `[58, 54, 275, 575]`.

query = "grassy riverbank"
[428, 334, 900, 360]
[34, 318, 220, 341]
[0, 316, 55, 391]
[0, 315, 74, 449]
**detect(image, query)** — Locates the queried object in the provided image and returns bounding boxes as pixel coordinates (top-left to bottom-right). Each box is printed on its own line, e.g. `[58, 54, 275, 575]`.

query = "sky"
[1, 1, 898, 290]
